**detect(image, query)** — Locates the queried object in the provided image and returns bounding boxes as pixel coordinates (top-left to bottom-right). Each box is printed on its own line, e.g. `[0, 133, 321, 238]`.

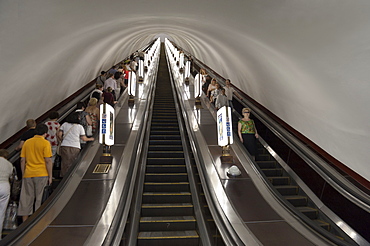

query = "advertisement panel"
[217, 106, 233, 146]
[99, 103, 115, 146]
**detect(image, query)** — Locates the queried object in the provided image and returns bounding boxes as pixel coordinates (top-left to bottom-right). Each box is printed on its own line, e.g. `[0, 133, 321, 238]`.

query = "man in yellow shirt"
[19, 124, 52, 222]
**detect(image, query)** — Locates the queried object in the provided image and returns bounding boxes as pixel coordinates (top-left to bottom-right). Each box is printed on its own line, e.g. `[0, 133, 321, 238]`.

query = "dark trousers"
[242, 133, 257, 157]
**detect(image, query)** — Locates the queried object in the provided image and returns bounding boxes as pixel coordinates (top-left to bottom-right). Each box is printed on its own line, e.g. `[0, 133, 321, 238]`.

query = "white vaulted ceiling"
[1, 0, 370, 181]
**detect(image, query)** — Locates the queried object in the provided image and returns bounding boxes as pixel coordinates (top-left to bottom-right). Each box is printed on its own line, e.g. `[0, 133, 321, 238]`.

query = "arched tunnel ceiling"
[1, 0, 370, 181]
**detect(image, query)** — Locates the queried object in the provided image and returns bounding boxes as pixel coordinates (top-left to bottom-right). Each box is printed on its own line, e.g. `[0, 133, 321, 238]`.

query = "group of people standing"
[0, 99, 100, 234]
[202, 72, 241, 111]
[0, 58, 140, 237]
[94, 61, 133, 107]
[200, 69, 259, 159]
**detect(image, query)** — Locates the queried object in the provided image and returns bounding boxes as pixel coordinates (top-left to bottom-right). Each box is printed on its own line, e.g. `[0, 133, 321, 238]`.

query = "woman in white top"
[207, 78, 217, 98]
[57, 112, 94, 177]
[210, 83, 221, 104]
[0, 149, 13, 239]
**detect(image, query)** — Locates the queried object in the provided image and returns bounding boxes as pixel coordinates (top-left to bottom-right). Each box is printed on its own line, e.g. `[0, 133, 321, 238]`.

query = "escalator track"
[127, 45, 213, 246]
[138, 81, 199, 246]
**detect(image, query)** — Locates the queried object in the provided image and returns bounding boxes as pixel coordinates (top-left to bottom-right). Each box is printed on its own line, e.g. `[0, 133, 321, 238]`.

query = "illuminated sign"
[185, 61, 191, 79]
[128, 71, 137, 96]
[194, 73, 202, 98]
[179, 53, 184, 68]
[138, 60, 144, 81]
[99, 103, 115, 146]
[217, 106, 233, 146]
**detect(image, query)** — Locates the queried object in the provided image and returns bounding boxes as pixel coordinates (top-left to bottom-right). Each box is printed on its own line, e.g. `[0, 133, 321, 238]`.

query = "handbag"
[86, 125, 93, 137]
[11, 167, 21, 199]
[3, 201, 18, 230]
[41, 185, 52, 204]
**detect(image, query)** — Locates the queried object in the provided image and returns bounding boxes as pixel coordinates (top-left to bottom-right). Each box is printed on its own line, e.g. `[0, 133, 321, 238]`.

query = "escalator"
[255, 143, 349, 242]
[138, 79, 198, 245]
[129, 45, 213, 246]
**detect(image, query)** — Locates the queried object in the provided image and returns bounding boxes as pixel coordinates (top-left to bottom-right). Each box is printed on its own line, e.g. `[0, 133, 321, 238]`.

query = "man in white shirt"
[130, 60, 138, 72]
[224, 79, 242, 109]
[104, 73, 117, 99]
[215, 88, 229, 110]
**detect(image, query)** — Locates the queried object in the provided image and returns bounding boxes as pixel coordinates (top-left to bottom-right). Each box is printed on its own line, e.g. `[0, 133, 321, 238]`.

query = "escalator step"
[146, 165, 187, 173]
[150, 130, 180, 135]
[147, 158, 185, 165]
[314, 219, 331, 231]
[141, 203, 194, 217]
[284, 195, 308, 207]
[297, 207, 319, 219]
[139, 216, 196, 231]
[151, 120, 178, 124]
[152, 114, 177, 117]
[142, 192, 192, 203]
[268, 176, 290, 185]
[145, 173, 188, 182]
[274, 185, 299, 195]
[256, 160, 277, 168]
[150, 135, 181, 140]
[261, 168, 283, 176]
[257, 148, 268, 155]
[149, 145, 184, 151]
[151, 122, 179, 127]
[149, 140, 182, 145]
[147, 151, 184, 158]
[137, 230, 199, 246]
[256, 154, 271, 161]
[144, 182, 190, 192]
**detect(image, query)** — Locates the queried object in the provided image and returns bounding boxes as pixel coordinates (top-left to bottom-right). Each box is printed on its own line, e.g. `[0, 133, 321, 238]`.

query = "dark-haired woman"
[57, 112, 94, 177]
